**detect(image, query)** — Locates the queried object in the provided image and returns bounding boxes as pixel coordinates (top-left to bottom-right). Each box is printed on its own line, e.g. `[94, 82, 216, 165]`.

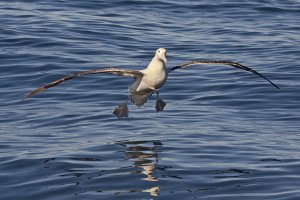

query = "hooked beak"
[161, 54, 167, 63]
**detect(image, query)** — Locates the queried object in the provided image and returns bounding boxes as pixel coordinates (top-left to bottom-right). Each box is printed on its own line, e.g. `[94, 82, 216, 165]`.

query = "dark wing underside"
[169, 60, 279, 89]
[24, 68, 143, 99]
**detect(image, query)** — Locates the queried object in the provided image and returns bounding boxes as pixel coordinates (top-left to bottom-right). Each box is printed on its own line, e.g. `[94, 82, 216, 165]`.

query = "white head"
[155, 48, 167, 63]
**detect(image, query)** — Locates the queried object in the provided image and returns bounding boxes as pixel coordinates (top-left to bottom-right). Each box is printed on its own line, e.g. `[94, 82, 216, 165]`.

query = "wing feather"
[170, 60, 279, 89]
[24, 68, 143, 99]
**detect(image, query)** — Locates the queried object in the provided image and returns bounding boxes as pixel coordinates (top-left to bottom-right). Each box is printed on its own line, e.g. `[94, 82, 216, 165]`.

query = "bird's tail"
[129, 91, 152, 107]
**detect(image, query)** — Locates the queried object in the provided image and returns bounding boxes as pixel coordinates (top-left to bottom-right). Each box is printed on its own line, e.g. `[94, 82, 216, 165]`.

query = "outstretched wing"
[24, 68, 143, 99]
[169, 60, 279, 89]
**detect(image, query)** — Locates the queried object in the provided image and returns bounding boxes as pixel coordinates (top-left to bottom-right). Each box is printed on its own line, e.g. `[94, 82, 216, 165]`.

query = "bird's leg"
[113, 98, 129, 118]
[155, 91, 166, 112]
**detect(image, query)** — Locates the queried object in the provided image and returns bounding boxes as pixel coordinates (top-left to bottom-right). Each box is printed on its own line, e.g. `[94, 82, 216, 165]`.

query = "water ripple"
[1, 0, 300, 199]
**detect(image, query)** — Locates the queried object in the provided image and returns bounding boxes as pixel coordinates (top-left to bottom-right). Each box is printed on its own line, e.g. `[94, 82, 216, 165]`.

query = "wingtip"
[23, 87, 45, 100]
[23, 92, 33, 100]
[269, 81, 280, 90]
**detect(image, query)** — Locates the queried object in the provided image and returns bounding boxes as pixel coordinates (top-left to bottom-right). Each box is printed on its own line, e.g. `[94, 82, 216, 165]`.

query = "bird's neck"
[146, 56, 166, 72]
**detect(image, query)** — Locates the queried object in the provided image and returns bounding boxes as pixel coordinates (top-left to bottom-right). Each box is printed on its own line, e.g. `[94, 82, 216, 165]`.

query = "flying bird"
[24, 48, 279, 118]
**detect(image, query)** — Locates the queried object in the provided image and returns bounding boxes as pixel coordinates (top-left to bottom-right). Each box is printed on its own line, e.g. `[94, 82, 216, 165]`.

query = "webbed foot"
[113, 102, 129, 118]
[155, 90, 166, 112]
[155, 98, 166, 112]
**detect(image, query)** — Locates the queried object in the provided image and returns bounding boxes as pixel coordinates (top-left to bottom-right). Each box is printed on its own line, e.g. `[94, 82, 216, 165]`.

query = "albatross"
[24, 48, 279, 118]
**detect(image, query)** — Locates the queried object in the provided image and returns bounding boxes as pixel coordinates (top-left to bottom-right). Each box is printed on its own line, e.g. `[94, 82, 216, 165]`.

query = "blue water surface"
[1, 0, 300, 199]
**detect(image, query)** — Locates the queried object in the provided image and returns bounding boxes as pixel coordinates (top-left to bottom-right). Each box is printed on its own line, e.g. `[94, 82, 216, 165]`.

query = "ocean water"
[1, 0, 300, 199]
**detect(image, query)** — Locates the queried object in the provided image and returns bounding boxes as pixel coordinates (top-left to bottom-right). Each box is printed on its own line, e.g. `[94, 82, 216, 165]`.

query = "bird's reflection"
[43, 140, 164, 197]
[116, 140, 162, 196]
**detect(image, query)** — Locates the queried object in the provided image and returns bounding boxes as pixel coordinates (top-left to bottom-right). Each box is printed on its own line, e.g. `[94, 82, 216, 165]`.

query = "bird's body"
[24, 48, 279, 118]
[129, 48, 168, 106]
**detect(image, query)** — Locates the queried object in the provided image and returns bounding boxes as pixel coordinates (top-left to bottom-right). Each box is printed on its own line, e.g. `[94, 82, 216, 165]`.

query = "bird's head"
[155, 48, 167, 63]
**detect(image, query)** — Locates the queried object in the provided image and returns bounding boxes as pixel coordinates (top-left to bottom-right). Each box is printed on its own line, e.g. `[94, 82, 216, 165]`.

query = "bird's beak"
[162, 54, 167, 63]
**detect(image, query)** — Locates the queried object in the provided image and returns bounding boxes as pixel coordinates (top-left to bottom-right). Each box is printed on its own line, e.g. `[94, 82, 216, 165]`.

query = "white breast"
[136, 58, 167, 92]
